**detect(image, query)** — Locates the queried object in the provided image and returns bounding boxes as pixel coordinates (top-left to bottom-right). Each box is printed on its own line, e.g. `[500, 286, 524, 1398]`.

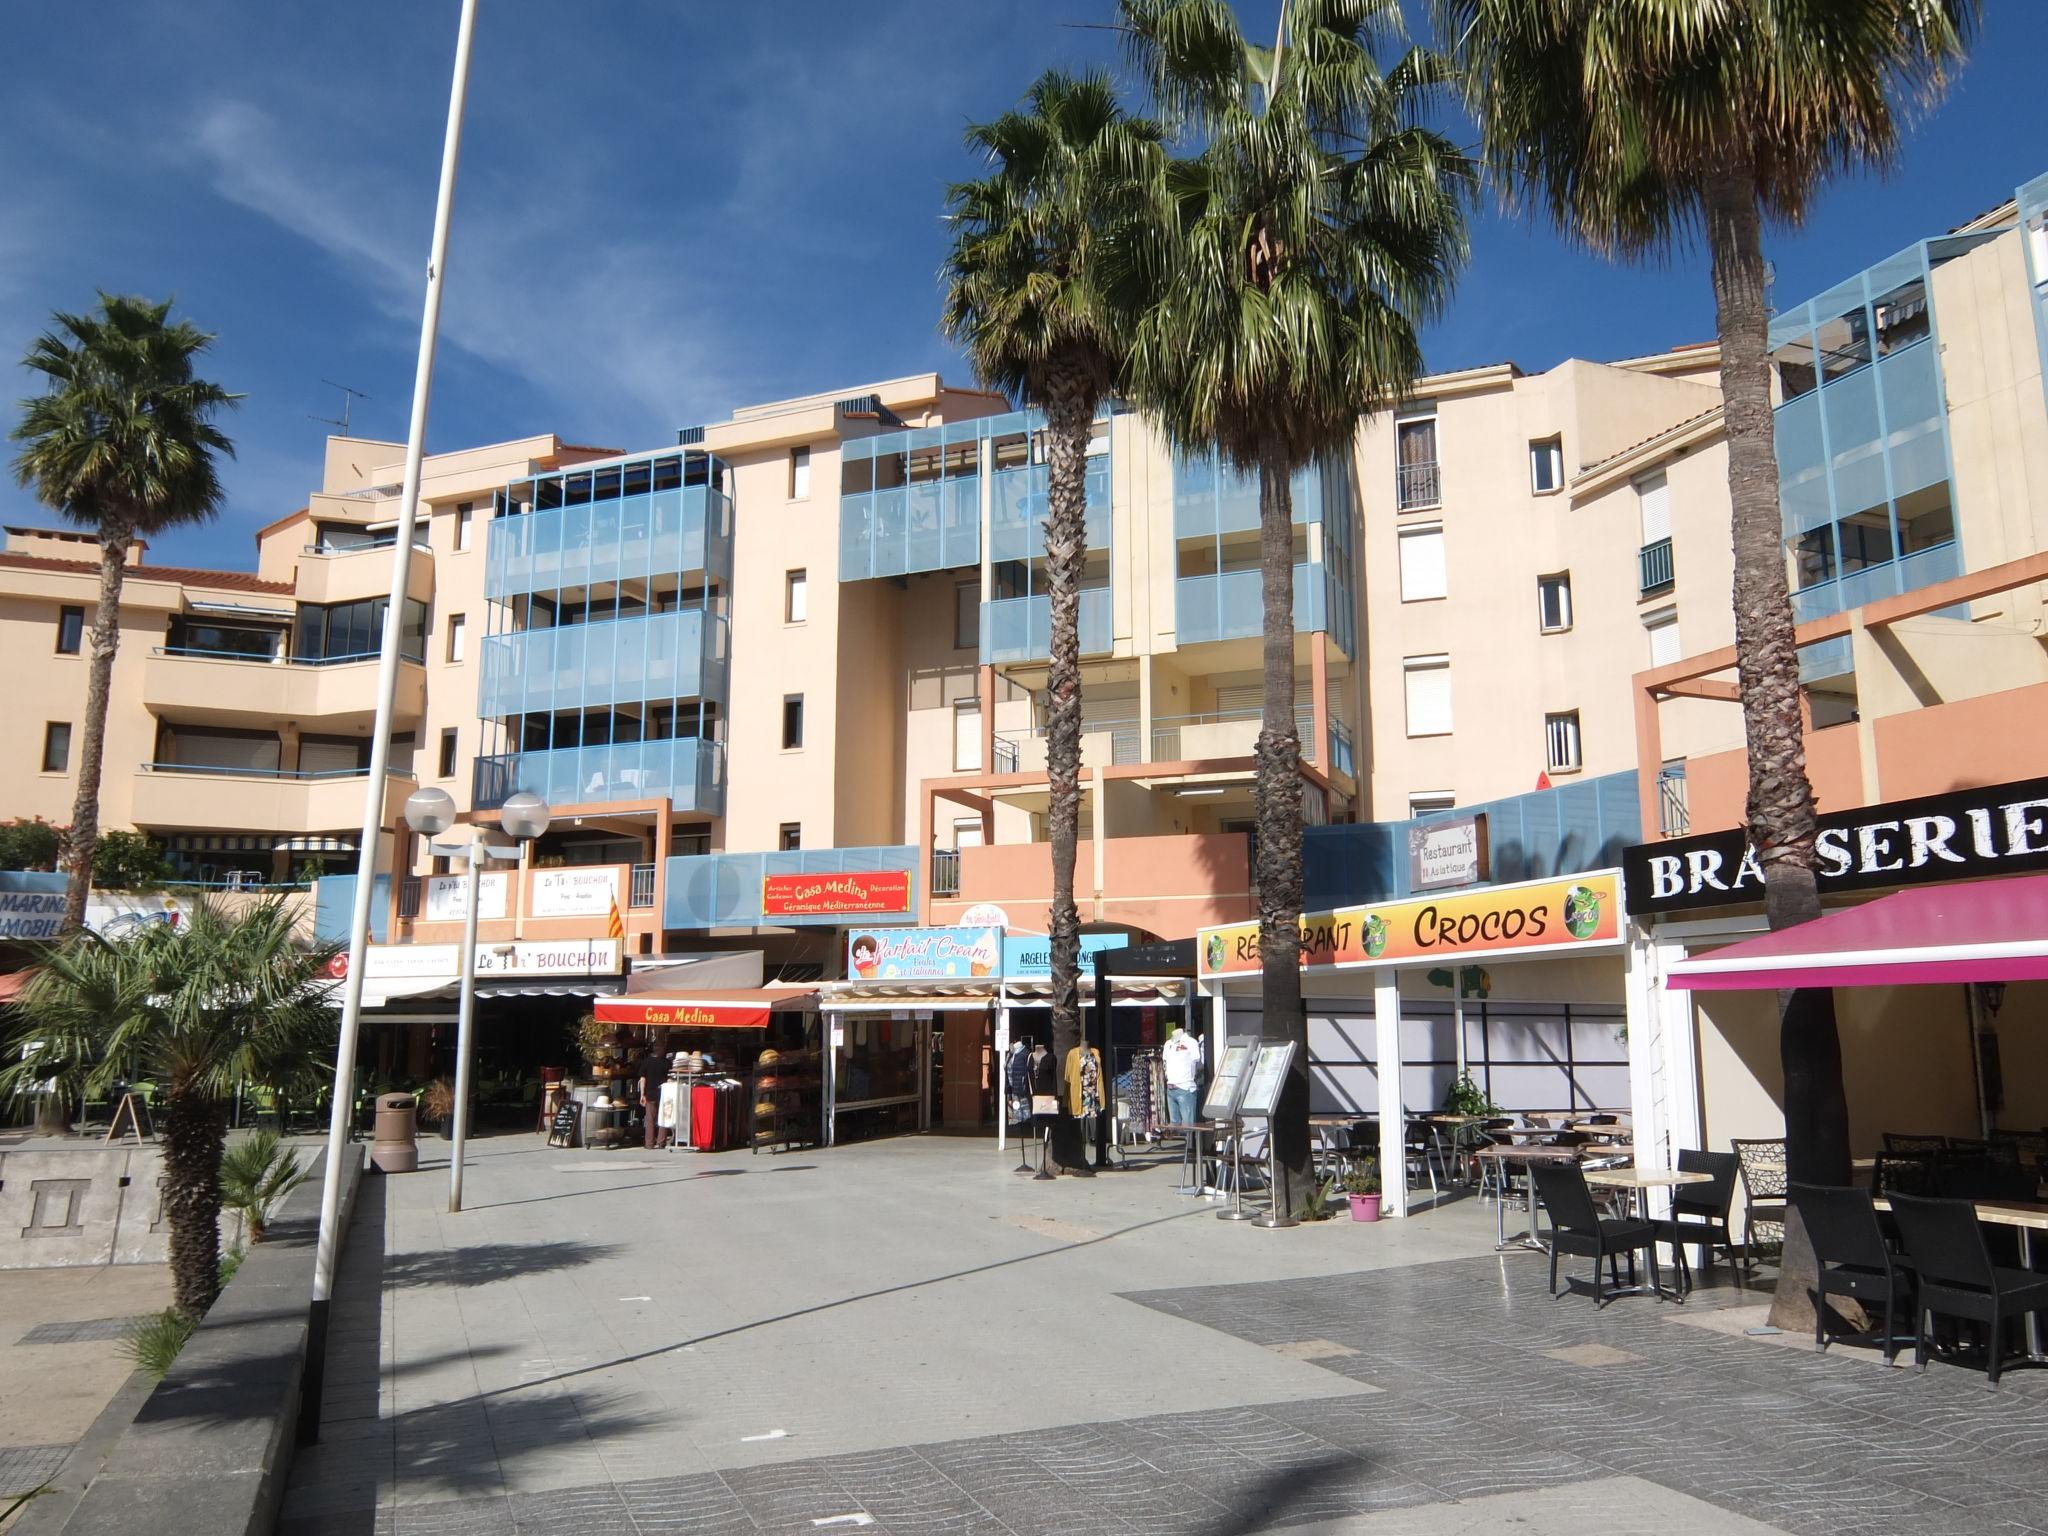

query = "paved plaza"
[281, 1135, 2047, 1536]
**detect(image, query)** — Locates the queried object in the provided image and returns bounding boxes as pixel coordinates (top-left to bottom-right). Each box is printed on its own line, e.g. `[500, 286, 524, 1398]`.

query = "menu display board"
[1200, 1037, 1259, 1122]
[1237, 1041, 1296, 1119]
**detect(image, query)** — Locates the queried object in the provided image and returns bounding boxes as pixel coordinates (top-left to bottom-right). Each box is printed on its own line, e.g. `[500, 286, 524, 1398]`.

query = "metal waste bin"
[371, 1092, 419, 1174]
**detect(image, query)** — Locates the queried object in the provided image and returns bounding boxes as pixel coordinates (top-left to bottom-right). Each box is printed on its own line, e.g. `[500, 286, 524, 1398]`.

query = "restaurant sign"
[594, 998, 784, 1029]
[344, 938, 624, 980]
[1622, 774, 2048, 916]
[847, 926, 1001, 981]
[1197, 870, 1623, 978]
[763, 869, 913, 918]
[1408, 814, 1488, 891]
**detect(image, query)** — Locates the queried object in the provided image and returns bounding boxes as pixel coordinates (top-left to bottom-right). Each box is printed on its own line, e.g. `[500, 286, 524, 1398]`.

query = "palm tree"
[11, 294, 239, 931]
[944, 72, 1163, 1171]
[1438, 0, 1976, 1306]
[0, 897, 339, 1317]
[1119, 0, 1470, 1210]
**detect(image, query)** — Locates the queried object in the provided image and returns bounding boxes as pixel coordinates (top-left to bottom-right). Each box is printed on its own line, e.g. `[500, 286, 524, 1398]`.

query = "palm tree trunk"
[1256, 437, 1311, 1213]
[160, 1083, 226, 1319]
[1703, 164, 1851, 1332]
[1041, 365, 1095, 1174]
[63, 529, 131, 931]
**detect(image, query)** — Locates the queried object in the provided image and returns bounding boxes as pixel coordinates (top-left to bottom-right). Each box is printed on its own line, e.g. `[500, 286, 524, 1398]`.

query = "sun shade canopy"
[1667, 874, 2048, 991]
[595, 986, 817, 1028]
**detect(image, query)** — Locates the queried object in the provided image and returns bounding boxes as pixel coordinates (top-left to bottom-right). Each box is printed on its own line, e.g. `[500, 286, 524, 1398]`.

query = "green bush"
[91, 830, 176, 890]
[0, 818, 63, 872]
[123, 1308, 197, 1379]
[219, 1130, 309, 1243]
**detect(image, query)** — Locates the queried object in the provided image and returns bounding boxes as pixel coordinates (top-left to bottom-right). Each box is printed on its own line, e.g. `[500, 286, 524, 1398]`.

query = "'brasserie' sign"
[1623, 774, 2048, 916]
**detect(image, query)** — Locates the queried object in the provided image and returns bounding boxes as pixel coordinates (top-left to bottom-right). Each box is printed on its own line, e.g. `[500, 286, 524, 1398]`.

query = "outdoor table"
[1162, 1120, 1223, 1197]
[583, 1103, 630, 1149]
[1873, 1196, 2048, 1359]
[1423, 1113, 1488, 1181]
[1476, 1144, 1583, 1251]
[1584, 1165, 1714, 1300]
[1309, 1114, 1369, 1176]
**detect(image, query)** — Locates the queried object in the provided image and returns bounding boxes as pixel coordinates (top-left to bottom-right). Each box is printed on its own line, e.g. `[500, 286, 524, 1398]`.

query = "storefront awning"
[595, 985, 818, 1029]
[1667, 874, 2048, 991]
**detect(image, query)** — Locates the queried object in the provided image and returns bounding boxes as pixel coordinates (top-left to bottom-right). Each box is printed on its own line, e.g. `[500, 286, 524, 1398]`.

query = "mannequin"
[1006, 1039, 1034, 1173]
[1162, 1024, 1204, 1128]
[1027, 1042, 1058, 1179]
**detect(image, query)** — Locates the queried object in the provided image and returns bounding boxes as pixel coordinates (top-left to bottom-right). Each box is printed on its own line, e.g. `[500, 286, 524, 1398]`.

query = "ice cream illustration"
[967, 929, 1000, 978]
[850, 934, 880, 979]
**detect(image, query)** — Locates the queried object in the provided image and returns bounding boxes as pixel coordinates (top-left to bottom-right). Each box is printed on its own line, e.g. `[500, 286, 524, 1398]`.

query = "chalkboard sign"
[548, 1100, 581, 1148]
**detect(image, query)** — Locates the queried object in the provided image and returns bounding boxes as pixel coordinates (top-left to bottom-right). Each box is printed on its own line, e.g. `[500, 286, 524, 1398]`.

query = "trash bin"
[371, 1092, 419, 1174]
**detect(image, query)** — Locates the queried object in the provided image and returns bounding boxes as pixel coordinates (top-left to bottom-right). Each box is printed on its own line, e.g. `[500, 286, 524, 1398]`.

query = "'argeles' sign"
[1623, 774, 2048, 916]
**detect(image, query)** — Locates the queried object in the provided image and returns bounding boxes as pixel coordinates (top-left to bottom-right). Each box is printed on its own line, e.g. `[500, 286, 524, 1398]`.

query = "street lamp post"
[404, 787, 550, 1213]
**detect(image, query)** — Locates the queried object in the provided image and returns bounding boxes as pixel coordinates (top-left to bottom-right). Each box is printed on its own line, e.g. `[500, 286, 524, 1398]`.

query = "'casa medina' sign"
[1622, 774, 2048, 916]
[762, 870, 912, 917]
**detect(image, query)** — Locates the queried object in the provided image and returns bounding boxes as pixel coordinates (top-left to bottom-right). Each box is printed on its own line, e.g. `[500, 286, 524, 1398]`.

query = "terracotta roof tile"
[0, 551, 293, 595]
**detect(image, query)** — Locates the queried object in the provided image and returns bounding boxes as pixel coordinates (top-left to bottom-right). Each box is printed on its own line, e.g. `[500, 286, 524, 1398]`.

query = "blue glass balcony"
[1790, 540, 1960, 623]
[1175, 563, 1328, 645]
[980, 588, 1111, 665]
[988, 458, 1111, 563]
[840, 476, 980, 581]
[664, 844, 917, 928]
[472, 737, 725, 815]
[477, 609, 728, 719]
[486, 484, 732, 601]
[1173, 454, 1336, 539]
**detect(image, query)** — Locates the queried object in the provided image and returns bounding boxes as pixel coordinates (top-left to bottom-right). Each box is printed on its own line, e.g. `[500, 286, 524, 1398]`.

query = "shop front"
[1196, 869, 1629, 1217]
[593, 984, 822, 1151]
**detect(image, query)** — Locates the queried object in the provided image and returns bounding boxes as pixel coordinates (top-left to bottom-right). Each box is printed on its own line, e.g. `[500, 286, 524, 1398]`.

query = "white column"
[1375, 968, 1406, 1218]
[995, 988, 1011, 1152]
[1210, 982, 1228, 1065]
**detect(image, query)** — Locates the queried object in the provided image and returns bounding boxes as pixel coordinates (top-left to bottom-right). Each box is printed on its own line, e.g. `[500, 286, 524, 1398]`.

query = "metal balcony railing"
[1639, 536, 1675, 596]
[398, 876, 421, 919]
[1396, 462, 1441, 511]
[628, 863, 657, 909]
[1658, 767, 1690, 837]
[931, 848, 961, 898]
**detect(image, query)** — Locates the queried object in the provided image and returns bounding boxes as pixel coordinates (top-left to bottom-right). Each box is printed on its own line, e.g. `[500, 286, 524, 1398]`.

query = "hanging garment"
[1006, 1047, 1033, 1126]
[1062, 1046, 1105, 1118]
[658, 1081, 680, 1130]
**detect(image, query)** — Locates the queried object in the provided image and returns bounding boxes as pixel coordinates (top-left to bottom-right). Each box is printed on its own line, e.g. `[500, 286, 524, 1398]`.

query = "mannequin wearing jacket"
[1005, 1041, 1034, 1125]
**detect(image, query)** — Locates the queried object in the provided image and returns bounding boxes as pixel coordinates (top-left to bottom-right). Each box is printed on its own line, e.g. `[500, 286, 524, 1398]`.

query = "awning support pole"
[1375, 968, 1406, 1218]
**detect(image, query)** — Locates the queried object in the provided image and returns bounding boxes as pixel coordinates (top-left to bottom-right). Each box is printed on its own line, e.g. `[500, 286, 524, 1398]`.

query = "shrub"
[219, 1129, 309, 1242]
[123, 1308, 197, 1379]
[0, 818, 63, 872]
[91, 830, 176, 890]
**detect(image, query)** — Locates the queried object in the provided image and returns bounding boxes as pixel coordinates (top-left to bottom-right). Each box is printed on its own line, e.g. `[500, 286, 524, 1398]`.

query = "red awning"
[1667, 873, 2048, 991]
[595, 985, 817, 1029]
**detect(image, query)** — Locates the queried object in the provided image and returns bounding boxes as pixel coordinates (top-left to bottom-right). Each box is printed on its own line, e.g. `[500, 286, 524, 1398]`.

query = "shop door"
[942, 1011, 991, 1128]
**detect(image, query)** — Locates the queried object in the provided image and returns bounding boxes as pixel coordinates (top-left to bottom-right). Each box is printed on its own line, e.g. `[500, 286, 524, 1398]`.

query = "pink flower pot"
[1347, 1193, 1382, 1222]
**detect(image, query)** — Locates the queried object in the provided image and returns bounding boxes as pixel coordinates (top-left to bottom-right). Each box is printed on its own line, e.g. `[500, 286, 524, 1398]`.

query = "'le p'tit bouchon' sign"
[1622, 774, 2048, 916]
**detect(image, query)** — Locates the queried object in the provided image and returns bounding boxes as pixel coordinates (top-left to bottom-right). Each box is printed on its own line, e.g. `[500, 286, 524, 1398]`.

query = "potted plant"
[419, 1078, 456, 1139]
[1342, 1159, 1383, 1222]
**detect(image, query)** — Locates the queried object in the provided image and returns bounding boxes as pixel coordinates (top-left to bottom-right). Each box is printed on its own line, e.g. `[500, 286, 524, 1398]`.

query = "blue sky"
[5, 2, 2045, 570]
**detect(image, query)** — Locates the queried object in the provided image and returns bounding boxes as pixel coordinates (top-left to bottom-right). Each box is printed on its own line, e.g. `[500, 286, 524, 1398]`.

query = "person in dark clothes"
[639, 1043, 672, 1148]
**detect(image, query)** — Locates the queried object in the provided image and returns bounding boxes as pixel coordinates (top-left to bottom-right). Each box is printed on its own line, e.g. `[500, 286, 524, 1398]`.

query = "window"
[1815, 306, 1871, 381]
[788, 445, 811, 499]
[1772, 333, 1818, 401]
[781, 694, 804, 750]
[778, 823, 802, 852]
[1793, 527, 1837, 589]
[455, 501, 474, 552]
[1899, 496, 1955, 554]
[438, 728, 458, 779]
[56, 605, 84, 655]
[446, 613, 466, 663]
[1544, 710, 1582, 773]
[1408, 791, 1455, 816]
[1397, 524, 1445, 601]
[1402, 655, 1452, 737]
[785, 569, 808, 624]
[952, 817, 985, 849]
[41, 722, 71, 773]
[295, 597, 427, 663]
[1529, 437, 1563, 494]
[953, 699, 982, 771]
[1644, 609, 1681, 670]
[1837, 510, 1895, 573]
[1537, 573, 1572, 633]
[1636, 470, 1671, 546]
[1873, 280, 1929, 355]
[1395, 416, 1439, 510]
[955, 580, 979, 650]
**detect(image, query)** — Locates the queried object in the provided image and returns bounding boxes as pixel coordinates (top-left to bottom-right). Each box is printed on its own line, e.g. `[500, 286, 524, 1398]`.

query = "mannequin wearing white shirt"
[1162, 1026, 1204, 1127]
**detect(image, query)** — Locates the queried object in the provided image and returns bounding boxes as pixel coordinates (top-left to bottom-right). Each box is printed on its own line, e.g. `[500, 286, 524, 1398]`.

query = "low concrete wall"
[22, 1148, 364, 1535]
[0, 1145, 247, 1268]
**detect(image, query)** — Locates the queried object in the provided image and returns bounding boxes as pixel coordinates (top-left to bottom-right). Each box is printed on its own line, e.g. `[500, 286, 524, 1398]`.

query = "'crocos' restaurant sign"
[762, 870, 913, 917]
[1623, 775, 2048, 917]
[1197, 870, 1622, 979]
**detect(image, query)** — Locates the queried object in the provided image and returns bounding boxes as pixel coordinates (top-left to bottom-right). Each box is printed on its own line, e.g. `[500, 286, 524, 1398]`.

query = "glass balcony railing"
[472, 737, 725, 815]
[980, 588, 1111, 665]
[987, 459, 1111, 563]
[484, 485, 732, 601]
[477, 609, 728, 719]
[664, 844, 917, 928]
[1174, 563, 1327, 645]
[1638, 537, 1675, 596]
[839, 477, 980, 582]
[1790, 539, 1960, 623]
[1172, 456, 1333, 539]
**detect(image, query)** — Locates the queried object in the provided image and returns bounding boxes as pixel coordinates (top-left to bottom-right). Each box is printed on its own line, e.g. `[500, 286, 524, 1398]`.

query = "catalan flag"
[607, 898, 624, 939]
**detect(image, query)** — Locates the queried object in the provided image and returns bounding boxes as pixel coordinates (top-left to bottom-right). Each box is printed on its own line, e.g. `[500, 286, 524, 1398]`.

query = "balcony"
[926, 833, 1255, 941]
[839, 476, 981, 581]
[132, 764, 414, 835]
[1638, 537, 1675, 597]
[1174, 563, 1327, 646]
[142, 649, 425, 730]
[296, 540, 435, 607]
[393, 858, 665, 948]
[987, 458, 1111, 563]
[472, 736, 725, 815]
[1396, 461, 1440, 511]
[664, 844, 917, 928]
[1790, 540, 1960, 624]
[980, 588, 1111, 666]
[1172, 455, 1336, 539]
[477, 609, 728, 719]
[987, 708, 1345, 777]
[484, 483, 733, 601]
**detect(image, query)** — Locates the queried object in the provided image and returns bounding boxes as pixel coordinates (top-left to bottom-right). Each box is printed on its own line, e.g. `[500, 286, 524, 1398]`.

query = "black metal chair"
[1731, 1138, 1788, 1278]
[1654, 1149, 1741, 1293]
[1874, 1151, 1939, 1198]
[1883, 1132, 1948, 1156]
[1888, 1193, 2048, 1387]
[1790, 1183, 1915, 1364]
[1533, 1161, 1665, 1307]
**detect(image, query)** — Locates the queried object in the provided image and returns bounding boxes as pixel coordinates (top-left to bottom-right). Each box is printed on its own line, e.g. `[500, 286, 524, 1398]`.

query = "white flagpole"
[302, 0, 481, 1444]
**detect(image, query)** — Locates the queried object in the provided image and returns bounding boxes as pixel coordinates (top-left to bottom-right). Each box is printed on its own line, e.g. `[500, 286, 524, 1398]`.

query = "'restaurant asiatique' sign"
[1622, 774, 2048, 916]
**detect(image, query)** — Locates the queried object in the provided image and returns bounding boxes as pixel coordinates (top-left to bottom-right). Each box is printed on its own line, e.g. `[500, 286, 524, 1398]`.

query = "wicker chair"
[1731, 1138, 1789, 1279]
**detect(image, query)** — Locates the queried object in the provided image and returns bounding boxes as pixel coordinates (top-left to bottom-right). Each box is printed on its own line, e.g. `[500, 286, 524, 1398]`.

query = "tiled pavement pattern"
[12, 1317, 152, 1346]
[0, 1443, 71, 1495]
[281, 1249, 2046, 1536]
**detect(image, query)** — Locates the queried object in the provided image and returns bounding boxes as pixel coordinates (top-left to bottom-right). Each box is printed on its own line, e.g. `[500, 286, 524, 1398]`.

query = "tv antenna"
[309, 380, 371, 436]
